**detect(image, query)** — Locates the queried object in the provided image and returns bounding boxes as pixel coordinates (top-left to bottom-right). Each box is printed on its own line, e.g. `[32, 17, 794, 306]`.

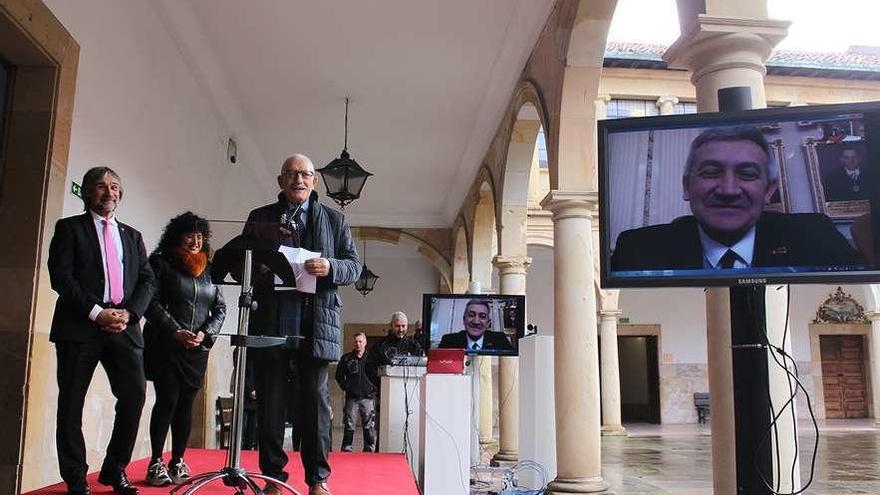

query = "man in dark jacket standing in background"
[370, 311, 424, 366]
[244, 154, 360, 495]
[335, 332, 377, 452]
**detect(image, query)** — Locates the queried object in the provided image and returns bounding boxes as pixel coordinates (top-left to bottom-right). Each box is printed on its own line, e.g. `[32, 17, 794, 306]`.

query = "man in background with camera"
[369, 311, 424, 366]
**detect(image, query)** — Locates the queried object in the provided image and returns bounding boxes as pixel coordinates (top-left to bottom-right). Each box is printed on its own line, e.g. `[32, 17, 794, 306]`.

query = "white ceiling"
[156, 0, 555, 227]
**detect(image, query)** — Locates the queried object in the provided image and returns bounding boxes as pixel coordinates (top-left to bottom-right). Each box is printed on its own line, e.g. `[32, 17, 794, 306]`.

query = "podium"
[378, 364, 426, 478]
[418, 373, 471, 495]
[518, 335, 556, 488]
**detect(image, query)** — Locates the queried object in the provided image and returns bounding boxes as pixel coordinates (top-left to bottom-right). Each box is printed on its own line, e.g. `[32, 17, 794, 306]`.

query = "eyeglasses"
[281, 170, 315, 180]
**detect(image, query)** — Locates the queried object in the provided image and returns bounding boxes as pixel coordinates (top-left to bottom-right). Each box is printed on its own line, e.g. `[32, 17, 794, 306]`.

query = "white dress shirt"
[467, 335, 485, 351]
[698, 225, 756, 269]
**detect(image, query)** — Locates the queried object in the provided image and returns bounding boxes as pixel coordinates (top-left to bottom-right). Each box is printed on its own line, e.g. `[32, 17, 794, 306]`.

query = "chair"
[216, 395, 234, 448]
[693, 392, 710, 424]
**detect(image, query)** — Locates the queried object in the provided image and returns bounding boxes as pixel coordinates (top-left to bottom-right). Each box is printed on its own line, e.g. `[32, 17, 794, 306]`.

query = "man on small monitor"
[439, 299, 514, 352]
[611, 126, 862, 271]
[823, 147, 868, 201]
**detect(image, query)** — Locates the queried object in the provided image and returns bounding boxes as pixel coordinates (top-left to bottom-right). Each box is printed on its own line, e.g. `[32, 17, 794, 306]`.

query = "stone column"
[599, 310, 626, 436]
[705, 288, 737, 495]
[664, 15, 789, 495]
[869, 311, 880, 426]
[491, 255, 531, 464]
[664, 17, 789, 112]
[468, 281, 495, 447]
[655, 95, 679, 115]
[764, 285, 800, 491]
[541, 191, 608, 494]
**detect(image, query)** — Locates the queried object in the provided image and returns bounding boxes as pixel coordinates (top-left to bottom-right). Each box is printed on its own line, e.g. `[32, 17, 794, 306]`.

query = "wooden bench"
[694, 392, 710, 424]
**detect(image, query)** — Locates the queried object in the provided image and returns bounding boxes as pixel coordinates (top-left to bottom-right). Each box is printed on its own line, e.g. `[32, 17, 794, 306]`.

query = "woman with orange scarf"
[143, 212, 226, 486]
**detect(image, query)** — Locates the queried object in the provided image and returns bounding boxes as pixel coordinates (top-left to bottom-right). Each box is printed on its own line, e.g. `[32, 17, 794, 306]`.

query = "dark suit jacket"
[610, 212, 863, 271]
[48, 212, 155, 346]
[823, 167, 868, 202]
[438, 330, 514, 351]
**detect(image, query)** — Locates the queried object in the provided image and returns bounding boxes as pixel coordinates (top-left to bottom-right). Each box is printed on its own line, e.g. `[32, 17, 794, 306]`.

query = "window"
[536, 127, 548, 169]
[674, 101, 697, 114]
[605, 98, 698, 120]
[606, 99, 660, 119]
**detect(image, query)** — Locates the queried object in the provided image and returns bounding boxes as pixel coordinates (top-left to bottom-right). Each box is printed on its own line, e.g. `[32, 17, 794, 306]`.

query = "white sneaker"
[146, 459, 172, 486]
[168, 458, 192, 485]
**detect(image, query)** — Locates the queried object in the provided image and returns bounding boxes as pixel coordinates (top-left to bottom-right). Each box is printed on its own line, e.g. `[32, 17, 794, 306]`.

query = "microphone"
[281, 203, 302, 233]
[280, 204, 304, 246]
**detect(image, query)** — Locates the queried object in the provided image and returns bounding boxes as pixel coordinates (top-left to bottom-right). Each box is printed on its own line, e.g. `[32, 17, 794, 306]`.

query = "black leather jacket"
[145, 254, 226, 351]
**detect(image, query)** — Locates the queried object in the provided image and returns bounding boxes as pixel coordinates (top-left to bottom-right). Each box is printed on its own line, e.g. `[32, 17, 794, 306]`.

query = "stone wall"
[660, 363, 709, 424]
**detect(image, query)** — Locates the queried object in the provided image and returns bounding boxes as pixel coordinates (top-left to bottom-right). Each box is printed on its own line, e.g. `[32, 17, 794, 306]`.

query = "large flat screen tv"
[422, 294, 525, 356]
[599, 101, 880, 288]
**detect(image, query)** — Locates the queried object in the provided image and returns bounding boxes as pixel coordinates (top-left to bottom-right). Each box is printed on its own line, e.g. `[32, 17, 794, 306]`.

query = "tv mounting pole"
[719, 86, 774, 495]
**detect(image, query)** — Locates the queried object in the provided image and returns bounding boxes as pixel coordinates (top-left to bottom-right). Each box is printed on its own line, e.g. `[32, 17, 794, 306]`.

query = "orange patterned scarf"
[176, 248, 208, 277]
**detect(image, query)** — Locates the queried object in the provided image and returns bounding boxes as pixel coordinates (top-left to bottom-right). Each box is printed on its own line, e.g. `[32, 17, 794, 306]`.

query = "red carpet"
[24, 450, 419, 495]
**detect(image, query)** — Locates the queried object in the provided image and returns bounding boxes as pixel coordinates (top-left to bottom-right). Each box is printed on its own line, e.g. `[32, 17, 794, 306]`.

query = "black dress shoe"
[97, 469, 140, 495]
[66, 486, 90, 495]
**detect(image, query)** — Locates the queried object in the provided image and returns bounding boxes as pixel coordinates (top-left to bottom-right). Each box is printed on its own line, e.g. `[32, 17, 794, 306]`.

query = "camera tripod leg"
[175, 472, 227, 494]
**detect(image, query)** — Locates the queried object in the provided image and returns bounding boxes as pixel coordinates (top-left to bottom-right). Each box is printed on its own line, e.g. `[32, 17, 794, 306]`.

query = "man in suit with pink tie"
[48, 167, 155, 495]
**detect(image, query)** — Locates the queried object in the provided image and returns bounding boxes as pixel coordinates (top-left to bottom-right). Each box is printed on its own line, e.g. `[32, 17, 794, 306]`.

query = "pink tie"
[103, 219, 123, 304]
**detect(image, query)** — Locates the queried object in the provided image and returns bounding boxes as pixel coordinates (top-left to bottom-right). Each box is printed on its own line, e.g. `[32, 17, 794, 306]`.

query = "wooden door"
[820, 335, 868, 419]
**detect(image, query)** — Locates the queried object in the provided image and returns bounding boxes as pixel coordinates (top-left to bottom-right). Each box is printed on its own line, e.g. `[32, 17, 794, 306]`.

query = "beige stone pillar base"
[600, 425, 627, 436]
[490, 455, 517, 467]
[547, 476, 610, 494]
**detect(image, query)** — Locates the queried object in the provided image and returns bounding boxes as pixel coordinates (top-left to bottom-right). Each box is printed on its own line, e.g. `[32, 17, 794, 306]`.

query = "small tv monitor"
[422, 294, 525, 356]
[599, 101, 880, 288]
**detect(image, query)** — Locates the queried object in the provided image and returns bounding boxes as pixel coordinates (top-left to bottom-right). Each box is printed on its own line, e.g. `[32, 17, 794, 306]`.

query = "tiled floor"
[332, 420, 880, 493]
[601, 420, 880, 494]
[467, 420, 880, 494]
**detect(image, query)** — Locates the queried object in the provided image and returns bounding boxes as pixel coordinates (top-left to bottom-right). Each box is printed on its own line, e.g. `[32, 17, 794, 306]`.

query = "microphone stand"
[172, 249, 301, 495]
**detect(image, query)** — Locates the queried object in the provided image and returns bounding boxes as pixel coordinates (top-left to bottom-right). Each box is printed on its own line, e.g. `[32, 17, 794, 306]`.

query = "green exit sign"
[619, 316, 630, 324]
[71, 181, 82, 199]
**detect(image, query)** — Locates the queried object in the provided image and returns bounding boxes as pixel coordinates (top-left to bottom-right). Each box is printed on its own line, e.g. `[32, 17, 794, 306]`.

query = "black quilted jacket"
[244, 191, 361, 361]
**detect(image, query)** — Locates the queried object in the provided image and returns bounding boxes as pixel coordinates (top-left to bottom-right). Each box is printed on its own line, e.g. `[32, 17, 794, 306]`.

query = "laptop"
[426, 348, 466, 374]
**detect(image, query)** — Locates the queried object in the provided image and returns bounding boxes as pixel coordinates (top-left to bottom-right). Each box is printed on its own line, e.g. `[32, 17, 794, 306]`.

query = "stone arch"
[351, 226, 452, 293]
[499, 81, 551, 259]
[471, 169, 499, 291]
[547, 0, 617, 191]
[452, 217, 471, 294]
[527, 232, 553, 248]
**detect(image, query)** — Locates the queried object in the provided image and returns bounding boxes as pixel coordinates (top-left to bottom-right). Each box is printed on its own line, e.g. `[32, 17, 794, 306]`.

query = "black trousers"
[149, 368, 199, 461]
[255, 346, 330, 485]
[55, 334, 146, 487]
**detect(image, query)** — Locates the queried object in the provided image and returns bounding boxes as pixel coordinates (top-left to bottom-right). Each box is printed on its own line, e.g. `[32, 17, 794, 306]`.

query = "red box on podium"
[426, 348, 466, 374]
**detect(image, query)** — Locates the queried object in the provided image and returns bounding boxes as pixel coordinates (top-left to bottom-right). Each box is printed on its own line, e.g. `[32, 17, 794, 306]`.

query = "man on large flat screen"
[611, 126, 863, 271]
[439, 299, 514, 352]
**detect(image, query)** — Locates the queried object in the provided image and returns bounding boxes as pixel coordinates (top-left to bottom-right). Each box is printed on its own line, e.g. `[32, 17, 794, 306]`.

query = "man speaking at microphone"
[244, 154, 360, 495]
